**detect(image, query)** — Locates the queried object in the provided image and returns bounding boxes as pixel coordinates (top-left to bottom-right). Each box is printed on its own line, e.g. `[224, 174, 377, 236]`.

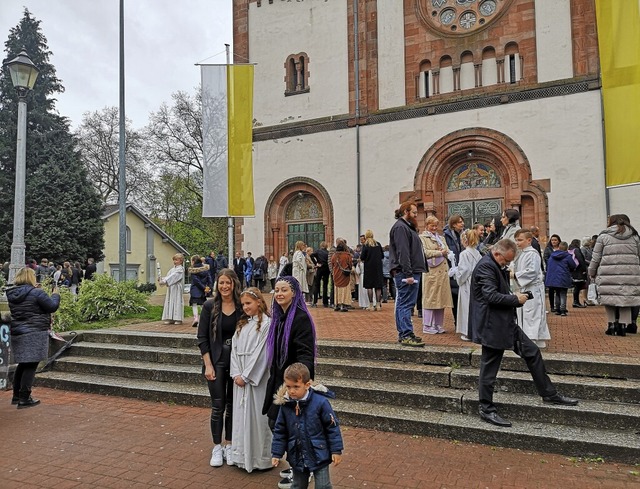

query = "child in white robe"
[514, 230, 551, 348]
[158, 253, 185, 324]
[230, 287, 273, 472]
[455, 230, 482, 341]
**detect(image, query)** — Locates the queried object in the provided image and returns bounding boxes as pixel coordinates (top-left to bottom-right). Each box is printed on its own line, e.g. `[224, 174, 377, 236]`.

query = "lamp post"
[4, 49, 39, 284]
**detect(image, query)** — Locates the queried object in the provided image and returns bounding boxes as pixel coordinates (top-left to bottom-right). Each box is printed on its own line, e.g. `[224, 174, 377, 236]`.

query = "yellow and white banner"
[595, 0, 640, 187]
[201, 64, 255, 216]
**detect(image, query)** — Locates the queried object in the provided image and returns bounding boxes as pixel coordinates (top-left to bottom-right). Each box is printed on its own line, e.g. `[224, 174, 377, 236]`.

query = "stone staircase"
[36, 330, 640, 464]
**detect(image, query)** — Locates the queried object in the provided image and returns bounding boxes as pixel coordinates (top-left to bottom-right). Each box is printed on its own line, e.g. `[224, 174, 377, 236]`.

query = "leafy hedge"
[53, 274, 149, 331]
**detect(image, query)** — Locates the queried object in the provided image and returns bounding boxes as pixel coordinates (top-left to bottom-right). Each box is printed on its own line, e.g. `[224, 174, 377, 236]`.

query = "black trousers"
[478, 328, 556, 414]
[206, 344, 233, 445]
[313, 268, 330, 306]
[13, 362, 39, 401]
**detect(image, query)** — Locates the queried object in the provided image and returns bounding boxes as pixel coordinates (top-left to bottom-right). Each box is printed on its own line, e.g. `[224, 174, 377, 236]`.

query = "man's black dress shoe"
[480, 411, 512, 427]
[17, 397, 41, 409]
[11, 396, 19, 405]
[542, 393, 579, 406]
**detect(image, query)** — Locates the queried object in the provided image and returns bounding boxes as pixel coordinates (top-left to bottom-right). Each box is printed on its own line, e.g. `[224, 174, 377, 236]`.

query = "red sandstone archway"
[264, 178, 334, 259]
[403, 127, 549, 234]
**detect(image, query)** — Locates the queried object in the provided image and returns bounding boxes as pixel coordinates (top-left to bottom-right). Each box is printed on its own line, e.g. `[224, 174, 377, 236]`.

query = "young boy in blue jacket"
[544, 241, 577, 316]
[271, 363, 343, 489]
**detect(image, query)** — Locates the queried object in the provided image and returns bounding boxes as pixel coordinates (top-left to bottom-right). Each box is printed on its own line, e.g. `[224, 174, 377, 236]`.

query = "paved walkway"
[140, 294, 640, 357]
[2, 296, 639, 488]
[1, 388, 639, 488]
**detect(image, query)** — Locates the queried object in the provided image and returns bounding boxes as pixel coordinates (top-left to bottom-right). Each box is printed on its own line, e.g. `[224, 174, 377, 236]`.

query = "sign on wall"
[0, 318, 10, 391]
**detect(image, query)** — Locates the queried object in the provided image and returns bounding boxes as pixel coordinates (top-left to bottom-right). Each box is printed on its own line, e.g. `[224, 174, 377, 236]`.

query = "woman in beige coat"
[588, 214, 640, 336]
[420, 216, 453, 334]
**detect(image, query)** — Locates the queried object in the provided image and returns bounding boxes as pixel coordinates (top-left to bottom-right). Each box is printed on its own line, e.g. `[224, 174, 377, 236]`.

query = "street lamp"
[3, 49, 39, 284]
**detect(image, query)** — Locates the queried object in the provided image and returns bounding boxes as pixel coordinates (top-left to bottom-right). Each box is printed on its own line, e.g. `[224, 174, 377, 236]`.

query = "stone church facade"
[231, 0, 635, 257]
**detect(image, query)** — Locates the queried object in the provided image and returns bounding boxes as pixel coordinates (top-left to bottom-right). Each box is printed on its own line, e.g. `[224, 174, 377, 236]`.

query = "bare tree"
[75, 107, 150, 204]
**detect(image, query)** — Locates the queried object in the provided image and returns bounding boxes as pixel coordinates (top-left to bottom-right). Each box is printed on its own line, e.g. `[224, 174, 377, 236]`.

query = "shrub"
[52, 286, 82, 332]
[76, 274, 148, 322]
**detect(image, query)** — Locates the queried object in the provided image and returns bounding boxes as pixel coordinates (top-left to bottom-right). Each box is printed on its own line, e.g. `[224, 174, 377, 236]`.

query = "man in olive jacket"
[470, 239, 578, 427]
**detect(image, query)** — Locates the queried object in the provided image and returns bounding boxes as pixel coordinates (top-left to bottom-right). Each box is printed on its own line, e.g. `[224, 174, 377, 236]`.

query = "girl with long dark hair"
[197, 268, 243, 467]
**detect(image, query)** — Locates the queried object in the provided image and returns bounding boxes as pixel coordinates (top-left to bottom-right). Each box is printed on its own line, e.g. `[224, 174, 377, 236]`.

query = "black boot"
[606, 322, 616, 335]
[627, 323, 638, 334]
[615, 322, 626, 337]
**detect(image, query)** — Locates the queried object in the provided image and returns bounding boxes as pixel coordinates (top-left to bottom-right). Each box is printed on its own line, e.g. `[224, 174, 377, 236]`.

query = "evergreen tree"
[0, 9, 104, 264]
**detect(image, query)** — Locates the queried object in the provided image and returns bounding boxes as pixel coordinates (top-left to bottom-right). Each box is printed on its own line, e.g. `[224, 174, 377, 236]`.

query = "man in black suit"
[469, 239, 578, 427]
[233, 252, 246, 288]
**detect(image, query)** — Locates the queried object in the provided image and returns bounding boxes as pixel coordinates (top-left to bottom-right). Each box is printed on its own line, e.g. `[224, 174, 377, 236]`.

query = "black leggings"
[206, 344, 233, 445]
[13, 362, 39, 400]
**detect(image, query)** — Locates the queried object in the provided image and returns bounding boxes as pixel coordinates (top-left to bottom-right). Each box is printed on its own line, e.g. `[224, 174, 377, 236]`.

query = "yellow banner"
[227, 65, 255, 216]
[596, 0, 640, 187]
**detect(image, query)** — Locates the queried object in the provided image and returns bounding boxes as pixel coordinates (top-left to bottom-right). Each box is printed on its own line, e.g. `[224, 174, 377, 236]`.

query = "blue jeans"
[394, 273, 420, 340]
[292, 465, 331, 489]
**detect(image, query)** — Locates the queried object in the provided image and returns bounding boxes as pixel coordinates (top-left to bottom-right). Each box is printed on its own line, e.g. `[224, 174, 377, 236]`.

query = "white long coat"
[160, 265, 184, 321]
[292, 250, 309, 293]
[455, 247, 482, 335]
[514, 247, 550, 342]
[230, 315, 272, 472]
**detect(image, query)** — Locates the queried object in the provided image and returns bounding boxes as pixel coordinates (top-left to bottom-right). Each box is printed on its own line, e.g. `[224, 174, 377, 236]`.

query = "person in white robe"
[514, 231, 551, 348]
[230, 290, 273, 472]
[158, 254, 184, 324]
[455, 230, 482, 341]
[356, 260, 372, 310]
[292, 241, 309, 294]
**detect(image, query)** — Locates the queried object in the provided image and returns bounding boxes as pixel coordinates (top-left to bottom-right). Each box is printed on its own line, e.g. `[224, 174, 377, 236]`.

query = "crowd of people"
[2, 257, 97, 293]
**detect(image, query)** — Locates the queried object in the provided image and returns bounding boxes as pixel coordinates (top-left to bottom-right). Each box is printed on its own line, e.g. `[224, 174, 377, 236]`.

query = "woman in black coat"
[569, 239, 588, 308]
[6, 267, 60, 408]
[359, 229, 385, 310]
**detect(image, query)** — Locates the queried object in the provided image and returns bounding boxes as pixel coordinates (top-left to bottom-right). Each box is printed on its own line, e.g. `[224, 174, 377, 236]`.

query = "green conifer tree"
[0, 9, 104, 264]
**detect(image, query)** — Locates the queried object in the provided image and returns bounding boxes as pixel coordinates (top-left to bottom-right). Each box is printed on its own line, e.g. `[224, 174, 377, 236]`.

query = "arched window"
[460, 51, 475, 90]
[481, 46, 497, 86]
[504, 42, 520, 84]
[439, 55, 454, 94]
[284, 53, 310, 96]
[419, 60, 432, 98]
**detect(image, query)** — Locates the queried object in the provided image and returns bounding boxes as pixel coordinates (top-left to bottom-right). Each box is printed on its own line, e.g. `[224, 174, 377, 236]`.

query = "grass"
[66, 304, 193, 331]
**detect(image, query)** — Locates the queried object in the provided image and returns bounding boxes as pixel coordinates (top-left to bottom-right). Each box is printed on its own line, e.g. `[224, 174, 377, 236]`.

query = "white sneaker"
[224, 444, 234, 466]
[279, 468, 292, 478]
[209, 444, 223, 467]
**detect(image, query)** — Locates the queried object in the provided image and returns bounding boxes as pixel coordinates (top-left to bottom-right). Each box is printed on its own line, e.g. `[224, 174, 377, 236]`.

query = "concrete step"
[317, 376, 640, 432]
[329, 398, 640, 465]
[36, 370, 211, 408]
[52, 356, 203, 385]
[67, 342, 201, 366]
[80, 330, 198, 349]
[452, 368, 640, 404]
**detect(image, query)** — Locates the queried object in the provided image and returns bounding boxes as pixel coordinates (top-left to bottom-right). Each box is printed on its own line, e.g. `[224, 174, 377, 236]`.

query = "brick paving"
[1, 295, 639, 488]
[138, 294, 640, 358]
[1, 388, 639, 489]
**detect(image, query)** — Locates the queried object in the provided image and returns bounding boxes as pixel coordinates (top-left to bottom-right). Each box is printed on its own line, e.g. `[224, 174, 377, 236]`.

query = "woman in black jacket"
[569, 239, 588, 308]
[196, 268, 243, 467]
[6, 267, 60, 408]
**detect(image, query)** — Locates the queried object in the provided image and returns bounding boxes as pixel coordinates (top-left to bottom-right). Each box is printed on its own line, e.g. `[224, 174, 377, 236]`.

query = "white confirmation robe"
[514, 246, 551, 345]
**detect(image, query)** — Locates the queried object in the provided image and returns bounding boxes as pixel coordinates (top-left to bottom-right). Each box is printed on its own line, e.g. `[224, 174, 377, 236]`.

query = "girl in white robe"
[230, 287, 273, 472]
[455, 230, 482, 340]
[514, 231, 551, 348]
[158, 254, 184, 324]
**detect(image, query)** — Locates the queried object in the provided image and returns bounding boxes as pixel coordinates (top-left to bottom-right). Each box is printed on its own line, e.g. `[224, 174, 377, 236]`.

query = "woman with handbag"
[330, 240, 353, 312]
[419, 216, 453, 334]
[6, 267, 60, 408]
[588, 214, 640, 336]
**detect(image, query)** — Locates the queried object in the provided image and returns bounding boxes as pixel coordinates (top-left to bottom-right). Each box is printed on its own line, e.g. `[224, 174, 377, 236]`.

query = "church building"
[231, 0, 637, 257]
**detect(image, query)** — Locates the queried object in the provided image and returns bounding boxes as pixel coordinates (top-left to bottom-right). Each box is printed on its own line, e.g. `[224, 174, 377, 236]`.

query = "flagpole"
[225, 43, 234, 267]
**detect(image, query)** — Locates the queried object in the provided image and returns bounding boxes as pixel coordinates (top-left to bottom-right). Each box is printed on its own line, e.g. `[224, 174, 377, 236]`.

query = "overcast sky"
[1, 1, 233, 129]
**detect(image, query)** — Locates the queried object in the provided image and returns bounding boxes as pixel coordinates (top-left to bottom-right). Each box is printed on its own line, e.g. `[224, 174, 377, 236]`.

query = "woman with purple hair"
[262, 276, 317, 488]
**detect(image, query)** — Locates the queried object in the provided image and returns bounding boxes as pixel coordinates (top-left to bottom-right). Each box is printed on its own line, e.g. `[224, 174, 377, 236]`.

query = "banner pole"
[225, 43, 235, 267]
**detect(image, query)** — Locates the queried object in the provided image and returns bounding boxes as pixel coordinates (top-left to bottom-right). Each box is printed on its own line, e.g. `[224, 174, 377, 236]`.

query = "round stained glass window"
[418, 0, 514, 36]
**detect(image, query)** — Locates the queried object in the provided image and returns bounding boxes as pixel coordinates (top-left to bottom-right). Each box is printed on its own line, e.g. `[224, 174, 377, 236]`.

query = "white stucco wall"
[249, 0, 349, 127]
[242, 91, 610, 252]
[609, 185, 640, 232]
[535, 0, 574, 82]
[377, 0, 406, 109]
[242, 128, 357, 254]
